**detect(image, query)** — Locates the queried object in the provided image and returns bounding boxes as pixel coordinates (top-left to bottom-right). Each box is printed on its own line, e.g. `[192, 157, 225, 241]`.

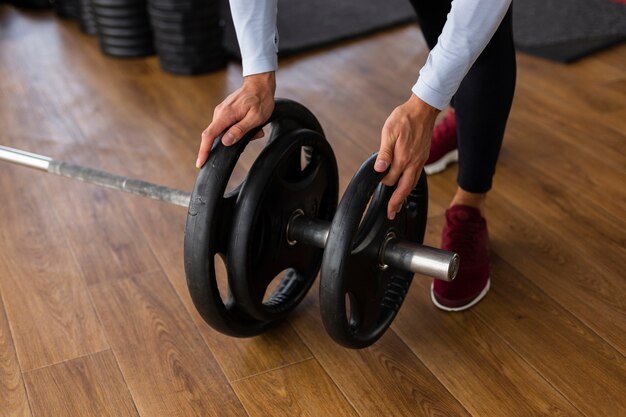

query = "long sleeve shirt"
[229, 0, 511, 110]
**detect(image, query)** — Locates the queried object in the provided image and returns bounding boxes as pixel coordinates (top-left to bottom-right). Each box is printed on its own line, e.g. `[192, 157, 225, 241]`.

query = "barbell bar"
[0, 144, 459, 282]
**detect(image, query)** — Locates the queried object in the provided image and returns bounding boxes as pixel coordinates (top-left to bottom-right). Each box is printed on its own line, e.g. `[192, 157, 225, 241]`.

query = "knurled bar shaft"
[288, 214, 459, 282]
[0, 145, 191, 207]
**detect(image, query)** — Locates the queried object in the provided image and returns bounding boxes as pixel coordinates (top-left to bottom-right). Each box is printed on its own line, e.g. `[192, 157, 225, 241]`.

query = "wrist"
[406, 94, 440, 121]
[243, 71, 276, 95]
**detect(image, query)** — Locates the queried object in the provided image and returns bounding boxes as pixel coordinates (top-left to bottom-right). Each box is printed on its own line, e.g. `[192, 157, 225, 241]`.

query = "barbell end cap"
[447, 253, 460, 282]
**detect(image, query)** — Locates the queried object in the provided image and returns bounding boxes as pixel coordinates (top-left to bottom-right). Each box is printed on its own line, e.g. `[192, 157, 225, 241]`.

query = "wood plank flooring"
[0, 6, 624, 417]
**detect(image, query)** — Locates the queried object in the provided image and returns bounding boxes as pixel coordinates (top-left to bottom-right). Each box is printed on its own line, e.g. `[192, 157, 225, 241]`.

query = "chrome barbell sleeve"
[288, 213, 458, 282]
[0, 145, 52, 171]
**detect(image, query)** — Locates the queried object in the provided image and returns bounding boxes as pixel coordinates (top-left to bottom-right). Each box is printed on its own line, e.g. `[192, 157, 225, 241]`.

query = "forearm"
[412, 0, 512, 110]
[229, 0, 279, 76]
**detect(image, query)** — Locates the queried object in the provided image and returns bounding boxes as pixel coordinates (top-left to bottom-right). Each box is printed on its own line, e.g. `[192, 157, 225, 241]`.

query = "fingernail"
[374, 160, 388, 171]
[389, 211, 396, 220]
[195, 158, 201, 168]
[222, 132, 234, 146]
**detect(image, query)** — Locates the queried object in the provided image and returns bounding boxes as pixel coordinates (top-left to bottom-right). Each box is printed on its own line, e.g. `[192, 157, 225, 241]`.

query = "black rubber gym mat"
[513, 0, 626, 62]
[221, 0, 626, 63]
[220, 0, 417, 59]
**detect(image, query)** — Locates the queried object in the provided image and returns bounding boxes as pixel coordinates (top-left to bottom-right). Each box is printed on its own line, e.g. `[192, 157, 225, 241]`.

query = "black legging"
[408, 0, 516, 193]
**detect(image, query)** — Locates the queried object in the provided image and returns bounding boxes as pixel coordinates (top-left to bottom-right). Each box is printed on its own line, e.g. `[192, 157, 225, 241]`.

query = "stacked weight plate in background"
[148, 0, 226, 75]
[8, 0, 51, 9]
[92, 0, 154, 57]
[78, 0, 98, 34]
[53, 0, 79, 19]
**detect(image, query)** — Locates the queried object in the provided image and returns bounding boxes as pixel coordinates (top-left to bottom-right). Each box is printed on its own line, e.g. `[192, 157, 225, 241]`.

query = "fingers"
[381, 149, 407, 187]
[387, 169, 418, 220]
[381, 127, 408, 187]
[375, 127, 395, 174]
[196, 137, 211, 168]
[196, 109, 264, 168]
[222, 111, 263, 146]
[197, 109, 234, 168]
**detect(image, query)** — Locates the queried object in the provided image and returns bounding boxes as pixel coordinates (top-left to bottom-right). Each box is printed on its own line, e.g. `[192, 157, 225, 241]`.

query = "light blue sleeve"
[229, 0, 279, 76]
[412, 0, 512, 110]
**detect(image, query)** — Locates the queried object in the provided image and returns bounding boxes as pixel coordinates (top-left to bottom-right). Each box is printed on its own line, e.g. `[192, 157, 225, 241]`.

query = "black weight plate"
[228, 129, 338, 322]
[150, 2, 217, 12]
[183, 133, 271, 335]
[159, 62, 224, 76]
[150, 0, 208, 5]
[155, 40, 222, 55]
[78, 0, 98, 35]
[99, 35, 154, 47]
[12, 0, 51, 9]
[156, 45, 222, 59]
[159, 58, 225, 75]
[93, 0, 145, 6]
[149, 4, 215, 13]
[100, 43, 155, 57]
[97, 25, 152, 37]
[159, 53, 225, 68]
[93, 5, 148, 17]
[184, 99, 321, 336]
[319, 155, 428, 349]
[80, 21, 99, 35]
[152, 22, 216, 34]
[95, 15, 151, 27]
[153, 35, 219, 46]
[148, 7, 215, 23]
[156, 37, 221, 49]
[54, 0, 79, 18]
[153, 30, 219, 44]
[151, 19, 223, 34]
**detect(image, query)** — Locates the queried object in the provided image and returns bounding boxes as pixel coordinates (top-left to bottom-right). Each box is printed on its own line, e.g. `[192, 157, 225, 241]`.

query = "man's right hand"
[196, 71, 276, 168]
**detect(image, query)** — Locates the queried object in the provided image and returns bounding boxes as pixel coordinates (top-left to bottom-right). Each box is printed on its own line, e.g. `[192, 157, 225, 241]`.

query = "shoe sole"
[424, 149, 458, 175]
[430, 278, 491, 312]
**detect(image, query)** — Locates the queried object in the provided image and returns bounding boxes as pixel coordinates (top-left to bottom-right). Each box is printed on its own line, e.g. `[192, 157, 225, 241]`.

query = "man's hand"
[196, 71, 276, 168]
[375, 94, 440, 219]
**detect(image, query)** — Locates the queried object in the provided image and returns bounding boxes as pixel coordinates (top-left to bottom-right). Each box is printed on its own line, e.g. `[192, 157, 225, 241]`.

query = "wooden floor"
[1, 6, 625, 417]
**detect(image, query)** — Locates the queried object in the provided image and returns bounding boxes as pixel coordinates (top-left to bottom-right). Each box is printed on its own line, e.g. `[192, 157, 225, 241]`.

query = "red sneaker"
[425, 109, 458, 175]
[431, 205, 490, 311]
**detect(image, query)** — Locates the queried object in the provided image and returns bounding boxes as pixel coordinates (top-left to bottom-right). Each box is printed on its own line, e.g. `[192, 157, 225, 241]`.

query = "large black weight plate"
[319, 154, 428, 348]
[155, 40, 222, 56]
[184, 135, 267, 336]
[92, 0, 144, 4]
[150, 1, 218, 12]
[158, 52, 224, 68]
[95, 16, 152, 28]
[153, 30, 220, 45]
[98, 35, 154, 48]
[148, 7, 215, 23]
[159, 57, 225, 75]
[97, 25, 153, 38]
[93, 5, 148, 18]
[228, 128, 338, 322]
[100, 43, 155, 57]
[150, 16, 221, 33]
[54, 0, 79, 18]
[184, 98, 328, 337]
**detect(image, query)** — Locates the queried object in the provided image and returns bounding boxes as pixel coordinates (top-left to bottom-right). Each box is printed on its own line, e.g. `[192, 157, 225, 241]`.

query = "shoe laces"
[444, 219, 482, 259]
